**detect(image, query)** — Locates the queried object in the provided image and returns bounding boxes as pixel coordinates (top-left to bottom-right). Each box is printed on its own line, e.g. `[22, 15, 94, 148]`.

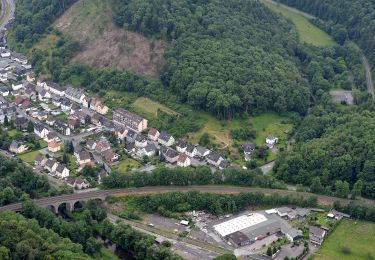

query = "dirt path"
[363, 56, 374, 99]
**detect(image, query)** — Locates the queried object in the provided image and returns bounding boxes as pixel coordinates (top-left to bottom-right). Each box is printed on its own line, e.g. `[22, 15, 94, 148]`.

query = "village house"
[82, 97, 91, 108]
[76, 150, 91, 165]
[35, 155, 47, 167]
[55, 120, 71, 136]
[36, 111, 47, 121]
[266, 135, 278, 148]
[113, 108, 148, 132]
[86, 140, 97, 150]
[243, 143, 255, 161]
[45, 159, 58, 172]
[0, 49, 10, 58]
[115, 125, 128, 140]
[73, 110, 90, 125]
[21, 99, 30, 110]
[309, 226, 326, 245]
[160, 146, 179, 164]
[45, 81, 65, 96]
[52, 97, 62, 107]
[26, 73, 35, 83]
[48, 141, 61, 153]
[67, 118, 80, 130]
[65, 86, 86, 103]
[196, 146, 210, 158]
[135, 135, 148, 148]
[148, 128, 160, 141]
[64, 176, 90, 190]
[206, 152, 225, 167]
[9, 140, 28, 154]
[158, 132, 175, 147]
[124, 142, 136, 153]
[60, 98, 72, 112]
[12, 82, 23, 91]
[38, 90, 51, 102]
[96, 103, 109, 115]
[177, 153, 191, 167]
[0, 85, 9, 96]
[46, 116, 56, 126]
[95, 139, 112, 153]
[14, 116, 28, 130]
[14, 96, 24, 106]
[24, 84, 37, 101]
[55, 164, 70, 178]
[11, 52, 28, 65]
[185, 144, 197, 157]
[34, 123, 49, 139]
[175, 139, 188, 153]
[44, 132, 59, 143]
[70, 103, 81, 114]
[142, 143, 157, 157]
[125, 129, 137, 143]
[101, 149, 119, 162]
[219, 159, 230, 170]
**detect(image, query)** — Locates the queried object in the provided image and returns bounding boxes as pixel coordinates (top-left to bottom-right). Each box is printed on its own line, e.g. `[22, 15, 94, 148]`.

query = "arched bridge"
[0, 186, 372, 214]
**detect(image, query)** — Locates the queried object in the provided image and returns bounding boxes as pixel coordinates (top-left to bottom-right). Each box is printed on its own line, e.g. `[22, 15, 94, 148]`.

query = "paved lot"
[276, 244, 304, 260]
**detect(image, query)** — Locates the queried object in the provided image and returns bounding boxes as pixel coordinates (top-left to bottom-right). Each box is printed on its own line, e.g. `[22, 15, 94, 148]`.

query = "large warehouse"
[213, 212, 302, 248]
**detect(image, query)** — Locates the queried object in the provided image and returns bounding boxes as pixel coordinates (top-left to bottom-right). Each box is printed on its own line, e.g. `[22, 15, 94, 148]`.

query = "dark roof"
[159, 131, 172, 142]
[243, 143, 255, 153]
[196, 146, 209, 155]
[78, 151, 91, 161]
[14, 116, 28, 125]
[219, 159, 230, 169]
[144, 143, 156, 152]
[161, 147, 179, 158]
[9, 140, 22, 149]
[46, 132, 58, 140]
[35, 155, 44, 163]
[45, 159, 57, 168]
[186, 144, 196, 153]
[34, 123, 46, 132]
[125, 142, 135, 151]
[207, 152, 223, 163]
[64, 176, 76, 185]
[126, 129, 137, 138]
[310, 226, 325, 238]
[114, 108, 144, 124]
[175, 139, 187, 148]
[225, 231, 249, 245]
[135, 134, 147, 142]
[46, 81, 65, 91]
[56, 164, 66, 173]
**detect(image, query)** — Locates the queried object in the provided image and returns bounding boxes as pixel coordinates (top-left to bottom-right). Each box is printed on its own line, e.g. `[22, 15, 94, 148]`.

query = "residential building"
[14, 116, 28, 130]
[45, 159, 58, 172]
[309, 226, 326, 245]
[65, 86, 86, 103]
[82, 97, 91, 108]
[124, 142, 136, 153]
[60, 98, 72, 112]
[101, 149, 119, 162]
[206, 152, 225, 167]
[96, 103, 109, 115]
[95, 140, 111, 153]
[243, 143, 255, 155]
[68, 118, 80, 130]
[77, 150, 91, 165]
[38, 90, 51, 101]
[175, 139, 188, 153]
[143, 143, 157, 157]
[70, 103, 81, 114]
[115, 125, 128, 140]
[48, 141, 61, 153]
[125, 129, 137, 143]
[135, 135, 148, 148]
[64, 176, 90, 189]
[12, 82, 23, 91]
[52, 97, 62, 107]
[185, 144, 197, 157]
[148, 128, 160, 141]
[55, 164, 70, 178]
[113, 108, 148, 132]
[158, 131, 175, 147]
[55, 120, 71, 136]
[44, 132, 59, 143]
[34, 123, 49, 139]
[35, 155, 46, 167]
[196, 146, 210, 158]
[160, 146, 179, 163]
[11, 52, 28, 65]
[46, 116, 56, 126]
[45, 81, 65, 96]
[177, 153, 191, 167]
[9, 140, 28, 154]
[219, 159, 230, 170]
[0, 85, 9, 96]
[266, 135, 278, 147]
[14, 96, 24, 106]
[73, 110, 90, 125]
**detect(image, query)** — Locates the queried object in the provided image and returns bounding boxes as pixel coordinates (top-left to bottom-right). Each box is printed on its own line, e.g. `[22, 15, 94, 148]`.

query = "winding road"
[0, 0, 14, 31]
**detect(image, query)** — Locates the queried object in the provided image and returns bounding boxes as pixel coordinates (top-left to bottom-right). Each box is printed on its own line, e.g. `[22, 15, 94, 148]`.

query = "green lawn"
[113, 158, 140, 173]
[17, 150, 41, 164]
[314, 220, 375, 260]
[7, 129, 22, 138]
[261, 0, 335, 46]
[132, 97, 179, 118]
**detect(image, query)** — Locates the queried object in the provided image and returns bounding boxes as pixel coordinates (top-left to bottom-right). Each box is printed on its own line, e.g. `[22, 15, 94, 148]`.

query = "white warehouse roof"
[214, 213, 267, 237]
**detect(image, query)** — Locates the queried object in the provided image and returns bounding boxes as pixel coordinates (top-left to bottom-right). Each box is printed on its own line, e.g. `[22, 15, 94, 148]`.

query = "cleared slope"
[54, 0, 165, 78]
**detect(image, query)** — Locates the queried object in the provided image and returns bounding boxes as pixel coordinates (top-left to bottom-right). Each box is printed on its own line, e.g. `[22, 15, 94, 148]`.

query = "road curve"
[0, 0, 15, 31]
[1, 185, 374, 213]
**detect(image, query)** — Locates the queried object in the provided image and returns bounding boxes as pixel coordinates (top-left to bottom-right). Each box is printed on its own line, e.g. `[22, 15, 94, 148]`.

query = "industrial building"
[213, 212, 303, 248]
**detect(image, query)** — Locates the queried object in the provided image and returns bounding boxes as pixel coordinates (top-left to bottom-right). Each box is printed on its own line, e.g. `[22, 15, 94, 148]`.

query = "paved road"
[1, 185, 375, 213]
[0, 0, 14, 31]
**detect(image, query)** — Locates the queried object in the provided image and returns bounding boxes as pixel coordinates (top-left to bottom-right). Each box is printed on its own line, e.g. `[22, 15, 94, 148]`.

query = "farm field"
[314, 220, 375, 260]
[17, 150, 41, 164]
[260, 0, 335, 46]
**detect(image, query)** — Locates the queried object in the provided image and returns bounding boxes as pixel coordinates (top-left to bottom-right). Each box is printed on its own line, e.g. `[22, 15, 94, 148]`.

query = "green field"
[17, 150, 41, 164]
[132, 97, 179, 118]
[314, 220, 375, 260]
[113, 158, 140, 173]
[261, 0, 335, 46]
[7, 129, 22, 138]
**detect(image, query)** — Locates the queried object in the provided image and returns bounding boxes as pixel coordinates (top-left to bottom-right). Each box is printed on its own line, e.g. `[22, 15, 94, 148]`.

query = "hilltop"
[54, 0, 165, 79]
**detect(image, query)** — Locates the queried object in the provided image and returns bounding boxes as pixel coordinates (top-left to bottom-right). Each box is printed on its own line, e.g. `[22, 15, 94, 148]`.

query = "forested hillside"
[276, 0, 375, 72]
[111, 0, 310, 118]
[275, 104, 375, 199]
[0, 211, 90, 259]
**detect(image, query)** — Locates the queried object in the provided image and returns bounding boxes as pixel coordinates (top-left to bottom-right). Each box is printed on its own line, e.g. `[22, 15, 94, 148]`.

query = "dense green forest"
[276, 0, 375, 72]
[111, 0, 311, 118]
[275, 103, 375, 199]
[0, 156, 70, 206]
[0, 211, 90, 259]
